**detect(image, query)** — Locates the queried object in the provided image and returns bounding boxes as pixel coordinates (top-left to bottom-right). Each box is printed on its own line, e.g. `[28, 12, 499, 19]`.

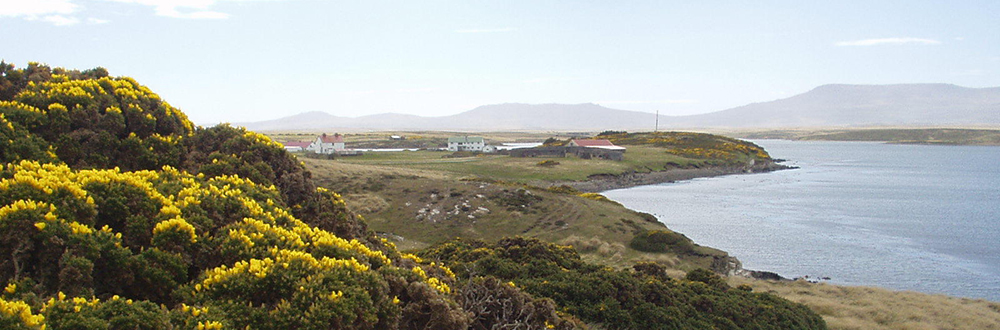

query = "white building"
[307, 133, 345, 154]
[447, 136, 486, 152]
[282, 141, 311, 152]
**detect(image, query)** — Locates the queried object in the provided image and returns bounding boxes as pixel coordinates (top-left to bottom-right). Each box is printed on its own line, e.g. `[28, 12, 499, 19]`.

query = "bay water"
[603, 140, 1000, 301]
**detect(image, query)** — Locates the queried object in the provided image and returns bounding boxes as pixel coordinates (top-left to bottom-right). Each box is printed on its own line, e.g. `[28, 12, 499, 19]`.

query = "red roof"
[571, 139, 617, 147]
[282, 141, 312, 148]
[320, 133, 344, 143]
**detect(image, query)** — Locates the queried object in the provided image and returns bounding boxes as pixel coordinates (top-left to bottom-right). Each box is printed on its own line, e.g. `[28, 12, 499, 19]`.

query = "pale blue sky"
[2, 0, 998, 124]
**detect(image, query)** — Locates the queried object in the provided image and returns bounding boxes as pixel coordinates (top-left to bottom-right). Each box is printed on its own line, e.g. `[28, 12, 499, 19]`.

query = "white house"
[447, 136, 486, 152]
[307, 133, 345, 154]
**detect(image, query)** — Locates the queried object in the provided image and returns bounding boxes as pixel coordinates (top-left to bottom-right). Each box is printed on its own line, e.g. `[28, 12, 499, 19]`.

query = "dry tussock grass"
[342, 193, 389, 213]
[730, 278, 1000, 330]
[302, 157, 450, 180]
[559, 235, 626, 258]
[559, 235, 687, 271]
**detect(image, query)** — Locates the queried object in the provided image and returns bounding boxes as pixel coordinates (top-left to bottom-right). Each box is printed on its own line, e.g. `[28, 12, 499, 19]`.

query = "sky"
[2, 0, 998, 125]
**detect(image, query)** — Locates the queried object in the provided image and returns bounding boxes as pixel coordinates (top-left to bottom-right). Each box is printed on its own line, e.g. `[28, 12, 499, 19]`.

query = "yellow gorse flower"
[0, 297, 45, 328]
[153, 217, 198, 243]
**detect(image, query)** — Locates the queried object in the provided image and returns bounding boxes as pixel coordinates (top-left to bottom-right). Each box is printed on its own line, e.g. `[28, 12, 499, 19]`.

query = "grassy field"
[731, 278, 1000, 330]
[288, 131, 782, 270]
[302, 157, 728, 271]
[334, 146, 698, 184]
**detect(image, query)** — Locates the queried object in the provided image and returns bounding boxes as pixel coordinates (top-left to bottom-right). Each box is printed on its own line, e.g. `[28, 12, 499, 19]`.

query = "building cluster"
[447, 136, 497, 153]
[446, 136, 626, 161]
[282, 133, 357, 155]
[511, 139, 625, 161]
[280, 134, 625, 161]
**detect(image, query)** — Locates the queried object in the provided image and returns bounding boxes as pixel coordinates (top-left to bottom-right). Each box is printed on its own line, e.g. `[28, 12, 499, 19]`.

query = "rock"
[714, 255, 790, 281]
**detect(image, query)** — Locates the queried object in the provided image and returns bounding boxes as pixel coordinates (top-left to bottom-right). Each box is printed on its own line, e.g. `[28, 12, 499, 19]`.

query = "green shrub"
[629, 230, 696, 254]
[685, 268, 729, 290]
[420, 237, 827, 330]
[545, 185, 579, 195]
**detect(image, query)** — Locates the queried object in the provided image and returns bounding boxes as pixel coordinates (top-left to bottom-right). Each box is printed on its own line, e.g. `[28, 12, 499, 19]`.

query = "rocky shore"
[562, 160, 793, 193]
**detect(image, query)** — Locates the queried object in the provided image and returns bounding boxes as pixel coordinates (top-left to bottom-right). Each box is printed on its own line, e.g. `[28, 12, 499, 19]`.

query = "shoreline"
[560, 161, 793, 193]
[556, 160, 796, 281]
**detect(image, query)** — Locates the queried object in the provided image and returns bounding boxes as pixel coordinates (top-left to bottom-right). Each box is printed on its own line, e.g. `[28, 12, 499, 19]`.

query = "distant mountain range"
[238, 84, 1000, 131]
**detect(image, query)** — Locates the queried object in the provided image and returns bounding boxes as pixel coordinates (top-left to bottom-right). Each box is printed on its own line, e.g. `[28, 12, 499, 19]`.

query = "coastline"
[559, 159, 796, 281]
[561, 160, 793, 193]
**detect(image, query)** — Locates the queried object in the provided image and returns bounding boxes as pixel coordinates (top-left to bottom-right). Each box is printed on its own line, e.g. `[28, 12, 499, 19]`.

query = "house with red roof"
[567, 139, 626, 151]
[511, 138, 625, 161]
[307, 133, 345, 154]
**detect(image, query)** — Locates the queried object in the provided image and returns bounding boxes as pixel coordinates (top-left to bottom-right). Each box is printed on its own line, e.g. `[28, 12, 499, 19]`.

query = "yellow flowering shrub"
[0, 157, 461, 329]
[0, 64, 483, 329]
[0, 297, 45, 330]
[152, 217, 198, 248]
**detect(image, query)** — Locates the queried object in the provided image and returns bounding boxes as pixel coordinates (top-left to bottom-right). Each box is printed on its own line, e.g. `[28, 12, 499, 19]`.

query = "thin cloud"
[0, 0, 80, 26]
[455, 27, 516, 33]
[42, 15, 80, 26]
[835, 38, 941, 46]
[0, 0, 269, 23]
[108, 0, 294, 19]
[107, 0, 230, 19]
[0, 0, 77, 17]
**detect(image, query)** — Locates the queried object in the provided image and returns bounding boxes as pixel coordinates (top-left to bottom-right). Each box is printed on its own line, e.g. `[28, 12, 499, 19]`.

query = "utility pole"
[655, 110, 659, 132]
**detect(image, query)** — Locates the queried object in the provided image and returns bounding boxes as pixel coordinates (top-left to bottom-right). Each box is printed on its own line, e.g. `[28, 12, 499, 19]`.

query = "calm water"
[603, 140, 1000, 301]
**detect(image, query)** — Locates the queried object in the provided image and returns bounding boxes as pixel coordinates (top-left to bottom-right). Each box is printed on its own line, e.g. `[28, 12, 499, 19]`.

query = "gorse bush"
[0, 160, 428, 329]
[629, 229, 696, 254]
[0, 63, 460, 329]
[420, 237, 827, 330]
[598, 131, 773, 162]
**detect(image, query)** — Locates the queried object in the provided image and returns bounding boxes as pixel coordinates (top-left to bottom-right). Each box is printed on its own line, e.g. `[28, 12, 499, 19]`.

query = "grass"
[731, 278, 1000, 330]
[336, 146, 699, 184]
[301, 156, 728, 271]
[292, 131, 778, 270]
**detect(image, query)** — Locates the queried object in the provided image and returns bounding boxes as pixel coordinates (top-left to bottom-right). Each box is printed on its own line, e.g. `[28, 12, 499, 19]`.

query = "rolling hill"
[669, 84, 1000, 128]
[239, 84, 1000, 131]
